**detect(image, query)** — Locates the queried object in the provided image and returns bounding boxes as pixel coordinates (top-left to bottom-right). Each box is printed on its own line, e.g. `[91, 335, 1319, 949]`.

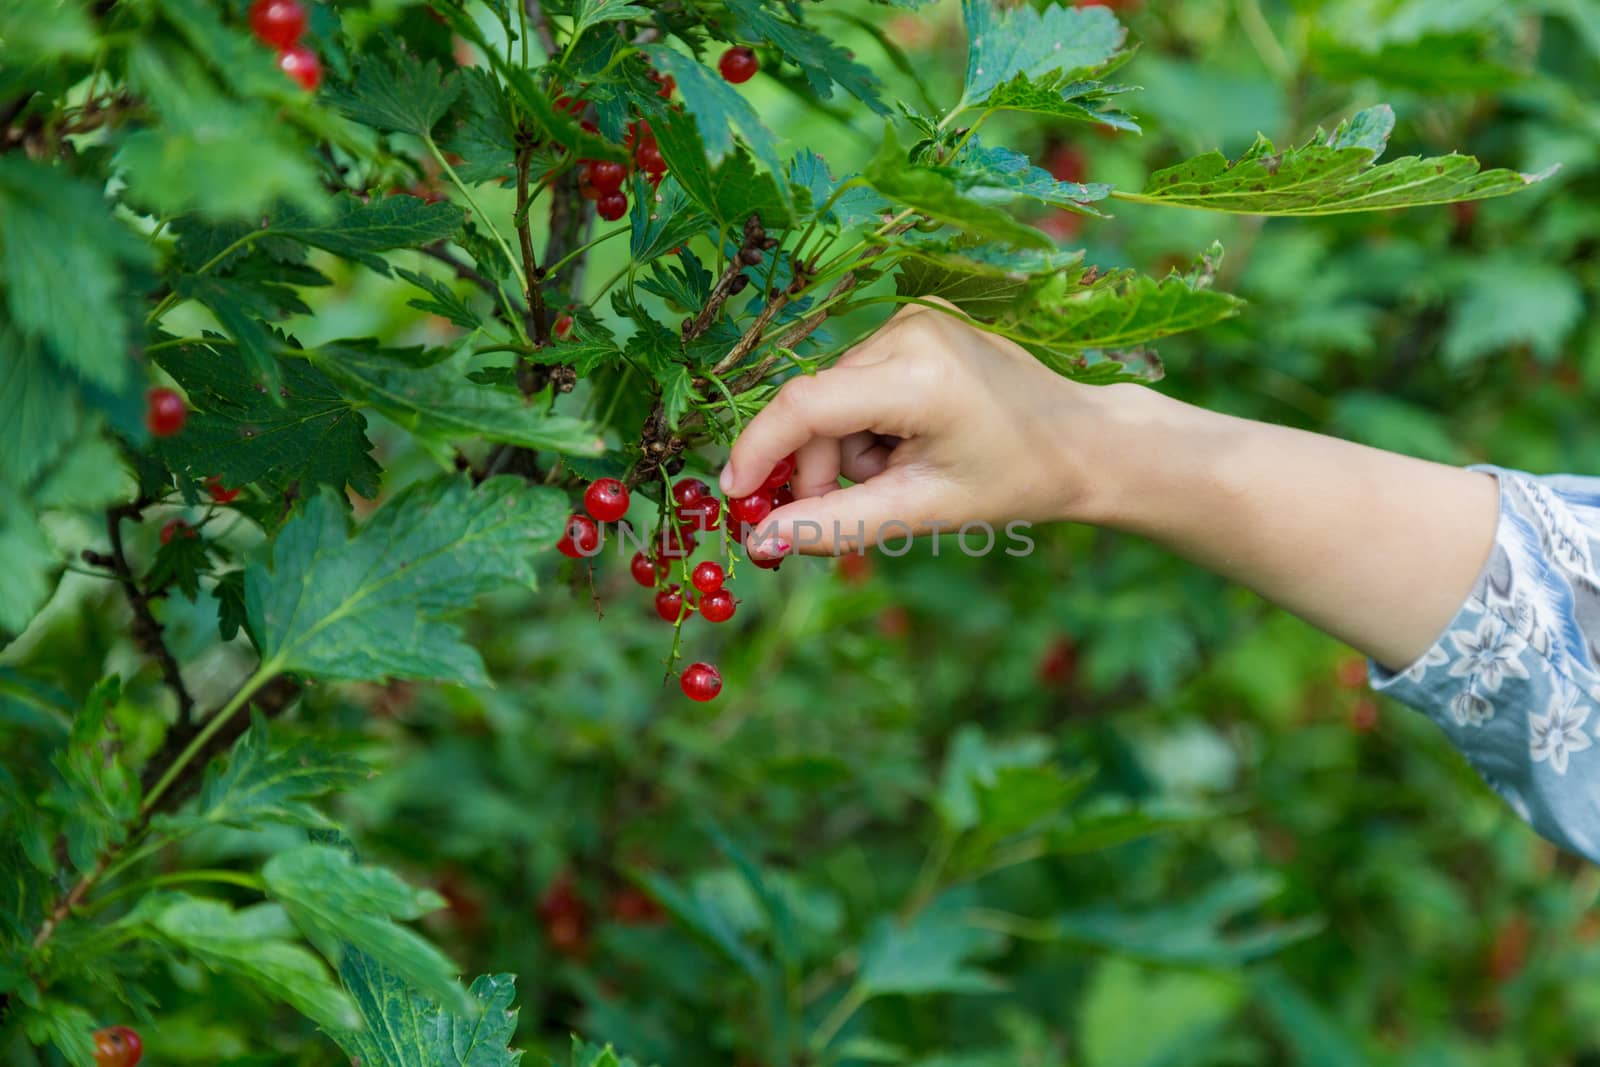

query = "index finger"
[720, 359, 921, 498]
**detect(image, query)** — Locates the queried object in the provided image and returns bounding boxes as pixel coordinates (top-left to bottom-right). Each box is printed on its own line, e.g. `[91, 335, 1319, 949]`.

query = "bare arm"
[720, 302, 1499, 670]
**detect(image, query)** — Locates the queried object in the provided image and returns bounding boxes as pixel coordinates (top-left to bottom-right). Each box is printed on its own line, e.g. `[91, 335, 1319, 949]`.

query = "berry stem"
[424, 134, 527, 294]
[104, 502, 195, 723]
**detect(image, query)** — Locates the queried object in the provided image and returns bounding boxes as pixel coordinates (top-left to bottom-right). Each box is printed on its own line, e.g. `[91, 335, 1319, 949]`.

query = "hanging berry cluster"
[555, 455, 799, 702]
[247, 0, 322, 91]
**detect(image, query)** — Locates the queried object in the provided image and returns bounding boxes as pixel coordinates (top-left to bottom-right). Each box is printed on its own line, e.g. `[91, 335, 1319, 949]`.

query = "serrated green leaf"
[569, 0, 649, 40]
[42, 679, 139, 872]
[858, 888, 1005, 996]
[263, 844, 463, 1009]
[950, 138, 1111, 214]
[959, 0, 1129, 108]
[865, 127, 1051, 250]
[642, 45, 789, 210]
[0, 0, 96, 63]
[441, 68, 519, 186]
[272, 195, 467, 274]
[538, 320, 627, 377]
[993, 265, 1245, 352]
[0, 158, 150, 390]
[246, 477, 566, 684]
[150, 897, 363, 1032]
[978, 72, 1140, 131]
[1041, 873, 1322, 966]
[724, 0, 888, 114]
[170, 276, 285, 395]
[307, 339, 605, 456]
[158, 714, 367, 833]
[789, 151, 890, 228]
[153, 339, 381, 497]
[649, 109, 793, 229]
[145, 520, 213, 601]
[330, 50, 462, 138]
[1121, 105, 1556, 216]
[18, 998, 98, 1067]
[1443, 256, 1584, 368]
[1080, 958, 1244, 1067]
[333, 953, 525, 1067]
[563, 1036, 650, 1067]
[397, 267, 486, 331]
[628, 175, 712, 263]
[936, 725, 1054, 833]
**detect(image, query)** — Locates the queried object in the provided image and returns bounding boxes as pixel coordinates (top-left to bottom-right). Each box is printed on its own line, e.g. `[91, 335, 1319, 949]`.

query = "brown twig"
[513, 132, 554, 395]
[682, 215, 769, 343]
[706, 261, 813, 380]
[105, 502, 195, 724]
[524, 0, 558, 58]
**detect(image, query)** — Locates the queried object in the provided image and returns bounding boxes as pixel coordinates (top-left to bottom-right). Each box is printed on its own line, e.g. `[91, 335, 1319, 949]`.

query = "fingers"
[792, 435, 842, 500]
[840, 431, 893, 484]
[746, 469, 932, 557]
[721, 361, 922, 498]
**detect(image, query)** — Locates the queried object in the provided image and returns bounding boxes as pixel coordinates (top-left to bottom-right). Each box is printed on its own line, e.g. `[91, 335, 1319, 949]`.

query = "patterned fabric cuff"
[1369, 465, 1600, 863]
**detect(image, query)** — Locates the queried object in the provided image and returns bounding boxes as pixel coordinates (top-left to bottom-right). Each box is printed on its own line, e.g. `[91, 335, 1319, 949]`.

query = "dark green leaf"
[329, 50, 462, 137]
[866, 127, 1051, 249]
[857, 888, 1005, 996]
[333, 953, 525, 1067]
[960, 0, 1129, 108]
[272, 195, 467, 274]
[724, 0, 888, 114]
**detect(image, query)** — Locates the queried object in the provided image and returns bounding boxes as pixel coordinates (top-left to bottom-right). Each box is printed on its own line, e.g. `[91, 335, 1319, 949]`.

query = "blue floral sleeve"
[1371, 465, 1600, 863]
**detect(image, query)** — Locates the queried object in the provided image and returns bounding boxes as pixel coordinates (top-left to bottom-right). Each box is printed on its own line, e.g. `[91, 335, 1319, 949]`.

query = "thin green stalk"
[140, 665, 276, 817]
[424, 135, 527, 293]
[808, 984, 869, 1053]
[145, 231, 263, 324]
[546, 223, 630, 278]
[83, 870, 266, 915]
[143, 336, 236, 356]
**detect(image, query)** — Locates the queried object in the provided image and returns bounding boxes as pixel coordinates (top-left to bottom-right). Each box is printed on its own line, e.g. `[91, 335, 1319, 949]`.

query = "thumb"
[745, 469, 934, 557]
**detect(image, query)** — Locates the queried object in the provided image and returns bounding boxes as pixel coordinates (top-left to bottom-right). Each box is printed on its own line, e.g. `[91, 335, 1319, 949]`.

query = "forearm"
[1071, 384, 1500, 670]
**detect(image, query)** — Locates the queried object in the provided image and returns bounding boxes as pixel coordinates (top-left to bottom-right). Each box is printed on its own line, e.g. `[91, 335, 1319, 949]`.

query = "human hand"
[719, 300, 1124, 558]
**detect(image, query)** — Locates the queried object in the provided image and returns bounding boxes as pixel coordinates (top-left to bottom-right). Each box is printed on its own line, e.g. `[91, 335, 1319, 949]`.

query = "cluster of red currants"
[92, 1026, 143, 1067]
[247, 0, 321, 92]
[555, 455, 797, 703]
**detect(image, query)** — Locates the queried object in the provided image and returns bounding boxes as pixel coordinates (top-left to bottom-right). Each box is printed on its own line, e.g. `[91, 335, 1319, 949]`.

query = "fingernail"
[749, 536, 790, 560]
[719, 464, 736, 495]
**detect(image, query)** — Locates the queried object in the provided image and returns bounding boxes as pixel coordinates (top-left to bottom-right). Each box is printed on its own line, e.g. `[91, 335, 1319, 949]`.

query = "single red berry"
[681, 661, 723, 701]
[277, 44, 322, 91]
[1037, 637, 1078, 686]
[1336, 656, 1369, 689]
[718, 46, 759, 84]
[145, 387, 187, 437]
[248, 0, 307, 49]
[761, 453, 796, 491]
[596, 191, 628, 221]
[691, 561, 725, 593]
[728, 492, 773, 527]
[677, 495, 721, 533]
[769, 484, 794, 509]
[556, 513, 600, 558]
[553, 313, 574, 340]
[588, 159, 627, 194]
[609, 886, 665, 924]
[699, 588, 736, 623]
[655, 584, 690, 622]
[658, 525, 696, 559]
[537, 871, 590, 958]
[636, 142, 667, 175]
[837, 551, 873, 584]
[92, 1025, 143, 1067]
[630, 551, 663, 587]
[204, 475, 240, 504]
[583, 477, 629, 523]
[672, 478, 710, 507]
[750, 553, 782, 571]
[1350, 698, 1380, 734]
[159, 519, 191, 546]
[579, 118, 600, 135]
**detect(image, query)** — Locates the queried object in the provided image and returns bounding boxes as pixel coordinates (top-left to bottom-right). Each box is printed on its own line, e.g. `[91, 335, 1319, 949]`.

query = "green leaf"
[1079, 958, 1245, 1067]
[642, 45, 789, 209]
[272, 195, 467, 274]
[631, 868, 770, 982]
[561, 1036, 649, 1067]
[1121, 105, 1557, 216]
[1442, 256, 1584, 368]
[857, 888, 1005, 996]
[977, 73, 1140, 131]
[0, 158, 150, 389]
[723, 0, 889, 114]
[307, 339, 606, 456]
[441, 67, 519, 186]
[648, 108, 793, 229]
[333, 953, 525, 1067]
[158, 714, 367, 833]
[18, 998, 98, 1067]
[170, 276, 285, 395]
[41, 680, 139, 873]
[330, 49, 462, 137]
[263, 844, 462, 1009]
[0, 0, 96, 64]
[865, 127, 1051, 250]
[628, 176, 712, 263]
[1312, 32, 1521, 93]
[153, 338, 382, 497]
[951, 139, 1111, 213]
[936, 725, 1053, 833]
[397, 267, 486, 331]
[149, 896, 363, 1032]
[246, 477, 566, 684]
[569, 0, 650, 41]
[959, 0, 1129, 108]
[789, 151, 890, 228]
[1043, 874, 1322, 966]
[541, 320, 627, 377]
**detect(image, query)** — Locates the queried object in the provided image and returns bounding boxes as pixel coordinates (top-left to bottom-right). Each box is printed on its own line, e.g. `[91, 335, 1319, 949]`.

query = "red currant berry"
[677, 494, 721, 533]
[769, 484, 795, 509]
[750, 552, 782, 570]
[718, 46, 759, 84]
[583, 478, 629, 523]
[658, 525, 696, 559]
[204, 475, 240, 504]
[681, 661, 723, 701]
[655, 584, 690, 622]
[699, 588, 736, 623]
[589, 160, 626, 194]
[636, 142, 666, 175]
[672, 478, 710, 507]
[92, 1026, 143, 1067]
[728, 492, 773, 527]
[761, 453, 796, 491]
[277, 44, 322, 91]
[596, 191, 628, 221]
[691, 560, 724, 593]
[556, 513, 600, 558]
[159, 519, 192, 546]
[553, 313, 574, 340]
[145, 387, 187, 437]
[630, 551, 663, 587]
[248, 0, 307, 48]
